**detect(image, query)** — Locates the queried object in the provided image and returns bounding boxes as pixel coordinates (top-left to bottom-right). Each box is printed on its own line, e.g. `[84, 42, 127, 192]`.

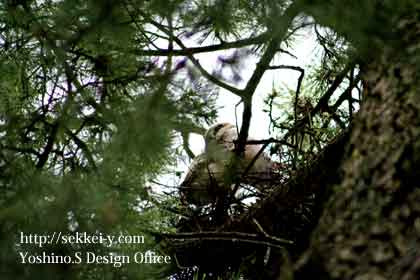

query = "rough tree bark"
[296, 15, 420, 280]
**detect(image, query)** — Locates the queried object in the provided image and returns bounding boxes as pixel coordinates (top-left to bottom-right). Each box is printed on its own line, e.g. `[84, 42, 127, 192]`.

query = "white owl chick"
[180, 123, 279, 207]
[204, 122, 276, 175]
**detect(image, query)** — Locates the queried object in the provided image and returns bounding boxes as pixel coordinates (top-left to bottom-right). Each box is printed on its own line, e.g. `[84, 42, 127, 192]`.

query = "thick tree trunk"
[297, 18, 420, 280]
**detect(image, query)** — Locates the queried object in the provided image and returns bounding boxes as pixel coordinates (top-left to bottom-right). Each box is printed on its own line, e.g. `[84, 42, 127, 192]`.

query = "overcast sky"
[188, 28, 318, 155]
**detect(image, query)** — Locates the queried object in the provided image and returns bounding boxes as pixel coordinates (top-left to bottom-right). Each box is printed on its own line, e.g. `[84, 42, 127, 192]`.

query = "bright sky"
[188, 28, 318, 155]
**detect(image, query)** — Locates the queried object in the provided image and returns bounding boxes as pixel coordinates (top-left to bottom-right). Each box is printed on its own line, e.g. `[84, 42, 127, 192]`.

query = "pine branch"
[133, 32, 270, 57]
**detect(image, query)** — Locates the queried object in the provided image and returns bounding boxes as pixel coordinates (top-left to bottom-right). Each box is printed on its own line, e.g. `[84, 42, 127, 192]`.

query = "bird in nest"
[179, 122, 281, 207]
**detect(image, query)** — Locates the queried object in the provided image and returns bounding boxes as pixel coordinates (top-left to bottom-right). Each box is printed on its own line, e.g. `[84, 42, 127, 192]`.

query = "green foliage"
[0, 0, 415, 279]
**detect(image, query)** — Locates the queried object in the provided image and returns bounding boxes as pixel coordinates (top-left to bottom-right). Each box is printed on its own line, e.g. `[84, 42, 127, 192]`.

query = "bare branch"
[181, 132, 196, 160]
[268, 64, 305, 131]
[159, 231, 294, 249]
[36, 122, 59, 169]
[133, 32, 270, 57]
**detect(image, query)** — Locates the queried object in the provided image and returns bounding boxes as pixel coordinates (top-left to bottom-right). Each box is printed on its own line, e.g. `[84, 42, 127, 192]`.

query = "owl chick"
[180, 123, 279, 207]
[204, 122, 276, 176]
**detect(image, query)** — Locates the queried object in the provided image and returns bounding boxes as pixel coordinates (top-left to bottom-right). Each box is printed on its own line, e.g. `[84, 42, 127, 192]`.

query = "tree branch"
[64, 128, 97, 170]
[235, 3, 300, 155]
[268, 64, 305, 133]
[312, 63, 354, 114]
[181, 132, 196, 160]
[160, 231, 294, 249]
[36, 122, 59, 169]
[133, 32, 270, 57]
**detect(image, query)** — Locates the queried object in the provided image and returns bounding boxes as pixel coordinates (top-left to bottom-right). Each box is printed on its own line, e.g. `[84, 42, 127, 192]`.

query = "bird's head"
[204, 123, 236, 159]
[204, 122, 235, 144]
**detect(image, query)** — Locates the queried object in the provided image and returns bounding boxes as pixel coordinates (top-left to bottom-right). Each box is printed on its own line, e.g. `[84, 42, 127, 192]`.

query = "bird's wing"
[180, 154, 207, 189]
[180, 153, 227, 206]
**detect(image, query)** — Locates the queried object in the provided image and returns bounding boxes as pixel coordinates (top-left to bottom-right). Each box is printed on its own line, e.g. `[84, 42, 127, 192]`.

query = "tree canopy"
[1, 0, 419, 279]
